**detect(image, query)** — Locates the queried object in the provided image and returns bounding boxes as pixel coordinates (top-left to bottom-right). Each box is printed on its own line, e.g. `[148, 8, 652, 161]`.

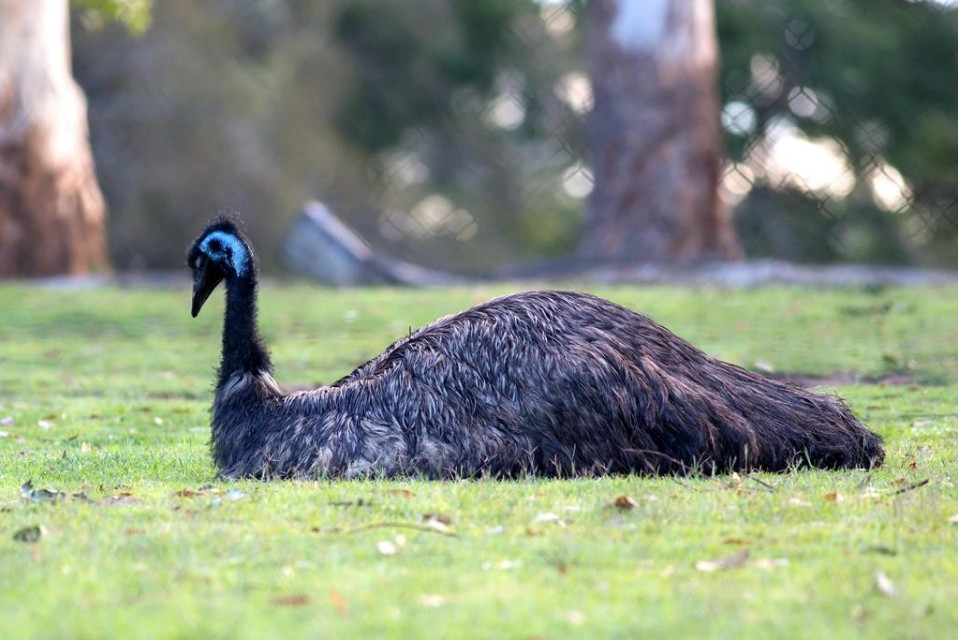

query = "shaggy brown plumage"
[188, 218, 884, 479]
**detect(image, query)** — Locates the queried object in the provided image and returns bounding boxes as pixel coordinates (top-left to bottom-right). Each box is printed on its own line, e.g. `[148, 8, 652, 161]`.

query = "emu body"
[188, 219, 884, 479]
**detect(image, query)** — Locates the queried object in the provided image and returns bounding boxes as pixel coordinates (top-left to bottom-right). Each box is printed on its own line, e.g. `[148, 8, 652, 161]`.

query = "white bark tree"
[0, 0, 107, 276]
[582, 0, 740, 263]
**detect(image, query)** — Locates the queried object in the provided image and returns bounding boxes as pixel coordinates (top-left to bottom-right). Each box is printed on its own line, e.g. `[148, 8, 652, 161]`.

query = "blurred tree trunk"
[0, 0, 107, 277]
[582, 0, 739, 263]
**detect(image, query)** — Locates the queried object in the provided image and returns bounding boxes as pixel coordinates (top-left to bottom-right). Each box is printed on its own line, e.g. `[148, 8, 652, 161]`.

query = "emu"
[188, 217, 884, 479]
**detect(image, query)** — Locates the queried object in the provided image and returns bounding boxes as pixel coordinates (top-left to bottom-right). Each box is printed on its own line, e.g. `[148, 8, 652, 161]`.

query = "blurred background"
[2, 0, 958, 278]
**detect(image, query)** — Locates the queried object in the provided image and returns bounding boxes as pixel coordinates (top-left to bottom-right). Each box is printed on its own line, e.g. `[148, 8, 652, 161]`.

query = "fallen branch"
[745, 474, 778, 492]
[336, 521, 460, 538]
[890, 478, 930, 496]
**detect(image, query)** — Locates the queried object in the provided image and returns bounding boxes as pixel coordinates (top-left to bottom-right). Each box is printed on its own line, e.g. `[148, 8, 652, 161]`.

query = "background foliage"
[70, 0, 958, 271]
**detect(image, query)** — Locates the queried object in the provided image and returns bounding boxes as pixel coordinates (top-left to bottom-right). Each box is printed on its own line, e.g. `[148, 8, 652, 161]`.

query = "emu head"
[187, 219, 253, 317]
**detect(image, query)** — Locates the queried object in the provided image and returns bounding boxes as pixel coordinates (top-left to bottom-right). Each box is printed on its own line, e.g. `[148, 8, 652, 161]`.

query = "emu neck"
[219, 273, 272, 388]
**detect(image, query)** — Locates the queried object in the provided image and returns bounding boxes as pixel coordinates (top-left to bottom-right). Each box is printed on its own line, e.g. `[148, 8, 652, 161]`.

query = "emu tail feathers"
[727, 373, 885, 472]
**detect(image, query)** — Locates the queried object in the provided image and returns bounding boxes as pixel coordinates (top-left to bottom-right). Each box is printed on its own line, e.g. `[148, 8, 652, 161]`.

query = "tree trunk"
[0, 0, 107, 277]
[581, 0, 739, 263]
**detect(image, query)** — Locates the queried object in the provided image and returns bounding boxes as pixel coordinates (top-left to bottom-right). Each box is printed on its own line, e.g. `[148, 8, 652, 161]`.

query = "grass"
[1, 283, 957, 638]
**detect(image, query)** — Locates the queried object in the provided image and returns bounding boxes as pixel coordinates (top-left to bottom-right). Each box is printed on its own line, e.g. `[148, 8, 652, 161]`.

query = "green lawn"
[1, 283, 956, 639]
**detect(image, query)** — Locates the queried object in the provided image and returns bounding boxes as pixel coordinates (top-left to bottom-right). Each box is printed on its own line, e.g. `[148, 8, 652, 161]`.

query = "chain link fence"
[358, 0, 958, 272]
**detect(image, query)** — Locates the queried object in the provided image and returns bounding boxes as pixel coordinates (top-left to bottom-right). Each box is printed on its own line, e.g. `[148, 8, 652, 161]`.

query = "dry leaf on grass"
[695, 550, 750, 572]
[377, 540, 398, 556]
[823, 491, 844, 503]
[874, 571, 898, 598]
[754, 557, 789, 570]
[481, 560, 522, 571]
[611, 495, 637, 509]
[421, 514, 453, 534]
[107, 492, 141, 506]
[534, 513, 571, 526]
[270, 594, 311, 607]
[420, 594, 446, 607]
[20, 481, 64, 503]
[329, 590, 348, 615]
[13, 525, 46, 543]
[562, 610, 587, 627]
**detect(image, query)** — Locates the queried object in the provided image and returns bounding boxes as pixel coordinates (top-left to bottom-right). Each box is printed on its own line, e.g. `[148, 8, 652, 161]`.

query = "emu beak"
[191, 264, 221, 318]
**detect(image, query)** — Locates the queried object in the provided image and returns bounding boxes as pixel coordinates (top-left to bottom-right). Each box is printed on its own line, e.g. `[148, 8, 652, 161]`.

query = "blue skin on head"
[200, 231, 249, 277]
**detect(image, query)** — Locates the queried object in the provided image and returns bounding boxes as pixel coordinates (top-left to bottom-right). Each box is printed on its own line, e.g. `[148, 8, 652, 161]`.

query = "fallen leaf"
[421, 514, 453, 534]
[612, 495, 637, 509]
[874, 571, 898, 598]
[754, 557, 789, 570]
[20, 481, 65, 502]
[13, 525, 47, 543]
[861, 545, 897, 556]
[377, 540, 398, 556]
[328, 590, 348, 615]
[108, 492, 141, 506]
[384, 489, 416, 498]
[823, 491, 844, 503]
[421, 513, 452, 525]
[534, 512, 571, 526]
[695, 550, 750, 572]
[270, 594, 310, 607]
[330, 498, 371, 507]
[563, 610, 587, 627]
[722, 537, 752, 546]
[88, 414, 105, 420]
[420, 594, 446, 607]
[174, 489, 199, 498]
[907, 461, 917, 470]
[125, 528, 145, 536]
